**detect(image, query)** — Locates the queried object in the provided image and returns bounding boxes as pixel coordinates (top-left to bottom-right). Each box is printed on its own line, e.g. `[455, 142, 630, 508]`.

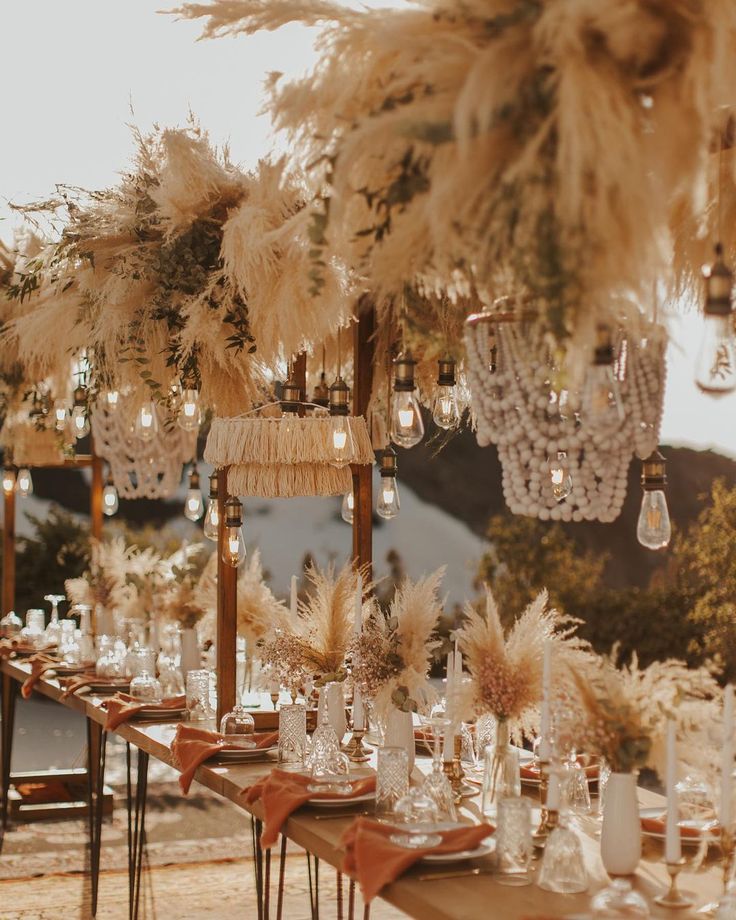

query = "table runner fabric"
[172, 725, 279, 794]
[341, 818, 495, 903]
[20, 653, 60, 699]
[103, 693, 186, 731]
[243, 770, 377, 849]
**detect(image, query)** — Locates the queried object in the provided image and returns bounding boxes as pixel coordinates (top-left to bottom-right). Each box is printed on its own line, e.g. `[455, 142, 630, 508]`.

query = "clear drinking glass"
[481, 733, 521, 818]
[22, 609, 46, 647]
[420, 715, 457, 821]
[0, 611, 22, 639]
[306, 699, 341, 770]
[376, 746, 409, 818]
[390, 788, 442, 849]
[59, 620, 82, 665]
[279, 704, 308, 769]
[538, 817, 588, 893]
[186, 669, 213, 721]
[126, 644, 156, 678]
[496, 796, 533, 885]
[591, 878, 650, 917]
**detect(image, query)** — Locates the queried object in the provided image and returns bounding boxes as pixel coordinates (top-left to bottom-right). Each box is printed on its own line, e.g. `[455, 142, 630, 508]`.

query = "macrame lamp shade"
[92, 398, 196, 499]
[464, 312, 666, 523]
[204, 415, 375, 498]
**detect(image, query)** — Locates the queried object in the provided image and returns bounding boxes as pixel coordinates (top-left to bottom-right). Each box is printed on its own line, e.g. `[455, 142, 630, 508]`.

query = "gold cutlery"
[416, 867, 493, 881]
[312, 810, 373, 820]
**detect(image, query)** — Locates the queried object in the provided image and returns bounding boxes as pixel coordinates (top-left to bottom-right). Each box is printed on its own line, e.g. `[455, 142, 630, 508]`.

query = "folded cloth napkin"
[21, 653, 60, 699]
[640, 814, 714, 839]
[243, 769, 377, 849]
[0, 638, 21, 659]
[341, 817, 495, 902]
[172, 724, 280, 795]
[60, 672, 118, 699]
[103, 693, 186, 731]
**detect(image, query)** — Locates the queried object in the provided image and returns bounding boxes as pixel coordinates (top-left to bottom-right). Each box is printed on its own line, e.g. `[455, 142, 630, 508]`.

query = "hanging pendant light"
[222, 496, 246, 567]
[312, 346, 330, 409]
[548, 451, 573, 502]
[16, 467, 33, 497]
[203, 471, 220, 541]
[432, 356, 460, 430]
[329, 376, 355, 468]
[390, 351, 424, 448]
[134, 401, 159, 442]
[376, 446, 400, 519]
[184, 463, 204, 522]
[2, 465, 17, 495]
[102, 475, 119, 516]
[53, 399, 68, 432]
[695, 243, 736, 395]
[71, 386, 90, 440]
[105, 390, 120, 412]
[281, 368, 302, 423]
[636, 450, 671, 550]
[341, 490, 355, 524]
[178, 386, 202, 432]
[581, 325, 624, 428]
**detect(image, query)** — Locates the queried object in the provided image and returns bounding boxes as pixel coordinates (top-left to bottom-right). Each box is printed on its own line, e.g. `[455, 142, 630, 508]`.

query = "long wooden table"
[0, 657, 727, 919]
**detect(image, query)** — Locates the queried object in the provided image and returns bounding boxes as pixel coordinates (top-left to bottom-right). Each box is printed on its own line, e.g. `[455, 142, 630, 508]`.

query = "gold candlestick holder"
[343, 727, 371, 762]
[442, 733, 473, 802]
[654, 859, 693, 909]
[270, 690, 280, 710]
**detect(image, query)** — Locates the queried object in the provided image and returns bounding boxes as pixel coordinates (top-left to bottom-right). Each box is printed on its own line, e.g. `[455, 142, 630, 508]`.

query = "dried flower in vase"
[350, 568, 444, 719]
[572, 654, 721, 777]
[65, 537, 158, 618]
[456, 586, 589, 739]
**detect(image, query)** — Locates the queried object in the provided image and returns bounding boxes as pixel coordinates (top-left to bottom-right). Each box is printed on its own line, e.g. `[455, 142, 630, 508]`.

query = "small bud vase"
[600, 772, 641, 876]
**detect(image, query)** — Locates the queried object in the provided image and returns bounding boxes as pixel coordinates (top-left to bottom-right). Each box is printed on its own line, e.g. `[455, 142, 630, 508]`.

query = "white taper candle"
[665, 718, 681, 863]
[290, 575, 298, 627]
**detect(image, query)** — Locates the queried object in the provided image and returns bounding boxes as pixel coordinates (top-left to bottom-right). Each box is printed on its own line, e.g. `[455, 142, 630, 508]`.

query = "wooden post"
[2, 485, 15, 615]
[352, 303, 376, 579]
[216, 468, 237, 725]
[293, 352, 307, 416]
[89, 445, 104, 543]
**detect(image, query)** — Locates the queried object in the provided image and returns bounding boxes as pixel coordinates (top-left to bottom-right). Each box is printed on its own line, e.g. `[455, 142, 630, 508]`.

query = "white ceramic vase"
[179, 627, 201, 677]
[317, 681, 347, 741]
[384, 708, 415, 773]
[600, 772, 641, 876]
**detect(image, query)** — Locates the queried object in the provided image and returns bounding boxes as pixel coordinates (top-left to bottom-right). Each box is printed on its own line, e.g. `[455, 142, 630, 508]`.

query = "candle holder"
[442, 733, 474, 802]
[654, 859, 693, 909]
[270, 689, 280, 710]
[533, 760, 550, 840]
[343, 727, 371, 762]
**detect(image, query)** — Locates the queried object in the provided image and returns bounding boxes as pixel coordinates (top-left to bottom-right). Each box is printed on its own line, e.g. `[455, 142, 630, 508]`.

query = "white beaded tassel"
[464, 317, 666, 524]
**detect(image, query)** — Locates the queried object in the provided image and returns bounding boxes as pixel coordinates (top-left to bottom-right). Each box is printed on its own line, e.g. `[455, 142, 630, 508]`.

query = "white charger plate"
[639, 806, 719, 845]
[422, 839, 495, 863]
[307, 791, 376, 807]
[212, 745, 279, 762]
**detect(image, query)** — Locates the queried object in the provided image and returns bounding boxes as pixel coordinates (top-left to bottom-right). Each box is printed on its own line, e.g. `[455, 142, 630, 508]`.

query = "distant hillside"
[398, 429, 736, 589]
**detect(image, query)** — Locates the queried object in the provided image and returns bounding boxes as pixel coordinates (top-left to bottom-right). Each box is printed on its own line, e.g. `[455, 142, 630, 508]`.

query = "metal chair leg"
[1, 672, 17, 834]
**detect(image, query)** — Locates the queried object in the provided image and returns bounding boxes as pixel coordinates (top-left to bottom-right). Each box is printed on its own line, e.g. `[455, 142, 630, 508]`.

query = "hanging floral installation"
[3, 122, 349, 417]
[174, 0, 736, 361]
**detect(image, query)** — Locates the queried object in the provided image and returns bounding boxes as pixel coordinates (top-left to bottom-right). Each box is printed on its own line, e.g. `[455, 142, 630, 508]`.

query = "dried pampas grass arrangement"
[175, 0, 736, 359]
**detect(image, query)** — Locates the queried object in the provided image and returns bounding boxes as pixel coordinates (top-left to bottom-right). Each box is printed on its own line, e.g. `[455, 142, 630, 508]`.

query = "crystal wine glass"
[420, 714, 457, 821]
[44, 594, 65, 645]
[307, 749, 352, 795]
[590, 878, 650, 917]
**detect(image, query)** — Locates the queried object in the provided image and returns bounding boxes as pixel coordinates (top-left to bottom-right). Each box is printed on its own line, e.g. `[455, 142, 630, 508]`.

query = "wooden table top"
[1, 657, 726, 919]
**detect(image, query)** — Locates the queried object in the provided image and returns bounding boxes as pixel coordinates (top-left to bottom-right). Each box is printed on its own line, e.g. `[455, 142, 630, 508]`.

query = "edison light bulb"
[203, 497, 219, 540]
[54, 400, 68, 432]
[432, 386, 460, 430]
[341, 491, 354, 524]
[222, 524, 246, 567]
[178, 388, 202, 432]
[637, 490, 671, 550]
[105, 390, 120, 411]
[377, 476, 400, 519]
[184, 486, 204, 522]
[330, 415, 354, 468]
[694, 315, 736, 395]
[134, 402, 159, 442]
[71, 405, 90, 439]
[549, 451, 572, 502]
[390, 391, 425, 448]
[102, 480, 119, 516]
[582, 363, 624, 428]
[16, 467, 33, 497]
[2, 467, 16, 495]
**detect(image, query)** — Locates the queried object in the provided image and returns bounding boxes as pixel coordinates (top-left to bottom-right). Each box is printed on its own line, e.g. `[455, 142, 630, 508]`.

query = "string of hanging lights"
[184, 462, 205, 522]
[203, 470, 219, 541]
[222, 495, 246, 567]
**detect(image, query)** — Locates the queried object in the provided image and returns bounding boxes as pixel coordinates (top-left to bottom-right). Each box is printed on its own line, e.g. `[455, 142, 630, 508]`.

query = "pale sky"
[1, 1, 733, 460]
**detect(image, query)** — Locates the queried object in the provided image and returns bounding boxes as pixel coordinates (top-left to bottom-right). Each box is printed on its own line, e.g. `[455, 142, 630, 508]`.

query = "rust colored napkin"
[640, 814, 713, 839]
[0, 638, 21, 659]
[172, 724, 279, 795]
[341, 817, 495, 902]
[243, 769, 377, 849]
[103, 693, 186, 731]
[21, 653, 60, 699]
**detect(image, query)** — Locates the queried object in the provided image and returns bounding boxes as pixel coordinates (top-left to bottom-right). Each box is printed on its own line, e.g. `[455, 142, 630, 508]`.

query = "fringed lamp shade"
[205, 415, 375, 498]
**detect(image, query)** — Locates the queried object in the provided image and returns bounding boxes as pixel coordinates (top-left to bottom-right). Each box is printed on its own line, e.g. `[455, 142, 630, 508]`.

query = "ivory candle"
[538, 639, 552, 761]
[721, 684, 734, 829]
[444, 650, 455, 762]
[353, 685, 365, 731]
[354, 573, 363, 636]
[665, 718, 681, 864]
[290, 575, 298, 626]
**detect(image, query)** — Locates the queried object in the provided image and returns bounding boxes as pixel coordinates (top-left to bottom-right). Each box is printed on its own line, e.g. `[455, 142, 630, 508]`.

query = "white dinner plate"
[422, 839, 495, 863]
[307, 791, 376, 807]
[134, 707, 187, 720]
[212, 745, 279, 762]
[639, 807, 719, 845]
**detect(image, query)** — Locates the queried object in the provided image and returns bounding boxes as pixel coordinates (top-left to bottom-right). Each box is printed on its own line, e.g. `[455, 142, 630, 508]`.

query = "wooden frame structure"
[215, 306, 376, 724]
[2, 446, 105, 615]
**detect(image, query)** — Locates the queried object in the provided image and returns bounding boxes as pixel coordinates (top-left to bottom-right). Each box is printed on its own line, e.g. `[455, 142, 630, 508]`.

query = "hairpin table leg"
[1, 672, 17, 835]
[307, 852, 320, 920]
[337, 871, 344, 920]
[126, 747, 149, 920]
[276, 835, 287, 920]
[348, 879, 356, 920]
[251, 817, 265, 920]
[264, 844, 272, 920]
[86, 721, 106, 917]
